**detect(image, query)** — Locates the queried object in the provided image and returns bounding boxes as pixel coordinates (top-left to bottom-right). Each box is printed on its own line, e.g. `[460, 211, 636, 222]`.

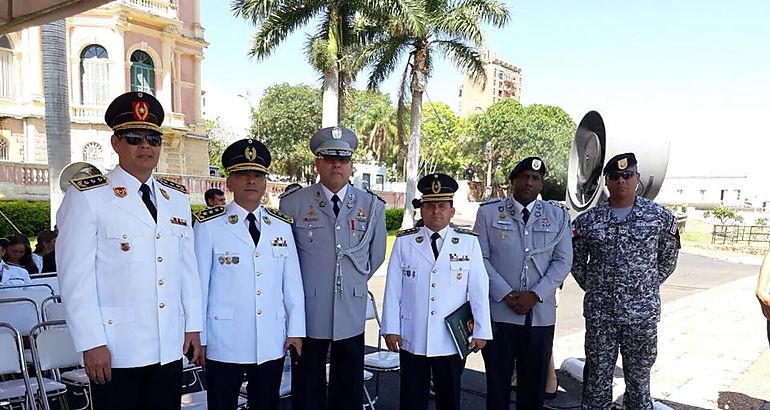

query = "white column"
[193, 54, 202, 124]
[159, 25, 175, 114]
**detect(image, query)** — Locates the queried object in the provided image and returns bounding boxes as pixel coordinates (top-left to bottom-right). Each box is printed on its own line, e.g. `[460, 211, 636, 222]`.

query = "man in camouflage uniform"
[572, 153, 680, 410]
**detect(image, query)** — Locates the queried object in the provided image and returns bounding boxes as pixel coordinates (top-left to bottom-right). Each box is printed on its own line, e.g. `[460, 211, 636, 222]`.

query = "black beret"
[310, 126, 358, 157]
[222, 139, 271, 174]
[104, 91, 164, 133]
[603, 153, 637, 174]
[416, 173, 458, 206]
[509, 157, 547, 180]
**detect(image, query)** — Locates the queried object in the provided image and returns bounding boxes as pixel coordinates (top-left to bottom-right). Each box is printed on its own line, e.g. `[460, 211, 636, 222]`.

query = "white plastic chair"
[41, 295, 65, 322]
[0, 322, 37, 410]
[29, 320, 80, 410]
[180, 390, 247, 409]
[363, 291, 399, 405]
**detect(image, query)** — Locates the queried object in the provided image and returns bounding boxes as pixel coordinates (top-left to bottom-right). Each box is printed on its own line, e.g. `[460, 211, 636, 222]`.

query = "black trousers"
[482, 322, 554, 410]
[291, 333, 364, 410]
[399, 350, 465, 410]
[90, 359, 182, 410]
[205, 357, 284, 410]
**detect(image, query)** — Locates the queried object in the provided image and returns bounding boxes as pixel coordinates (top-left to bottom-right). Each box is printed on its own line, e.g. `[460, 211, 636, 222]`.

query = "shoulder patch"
[194, 206, 225, 223]
[396, 227, 420, 237]
[70, 175, 108, 191]
[480, 198, 502, 207]
[547, 199, 568, 210]
[157, 178, 188, 194]
[265, 207, 294, 224]
[453, 227, 479, 236]
[365, 188, 386, 203]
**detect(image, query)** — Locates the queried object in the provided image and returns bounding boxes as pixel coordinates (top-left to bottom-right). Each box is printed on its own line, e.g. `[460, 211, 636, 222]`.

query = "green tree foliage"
[204, 118, 230, 176]
[256, 83, 322, 182]
[0, 201, 51, 237]
[420, 102, 468, 176]
[704, 205, 744, 225]
[468, 99, 575, 200]
[343, 89, 397, 167]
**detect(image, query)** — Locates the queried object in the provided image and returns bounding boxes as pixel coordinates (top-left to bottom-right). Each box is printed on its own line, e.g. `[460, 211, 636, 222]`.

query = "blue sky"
[201, 0, 770, 177]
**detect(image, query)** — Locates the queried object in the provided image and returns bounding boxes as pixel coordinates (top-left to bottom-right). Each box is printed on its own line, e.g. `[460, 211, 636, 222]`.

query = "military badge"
[263, 216, 271, 225]
[347, 202, 353, 209]
[113, 186, 127, 198]
[315, 191, 322, 199]
[451, 237, 459, 244]
[416, 236, 424, 243]
[218, 256, 225, 265]
[498, 212, 507, 220]
[456, 272, 463, 280]
[120, 242, 130, 252]
[132, 100, 149, 121]
[535, 211, 542, 218]
[160, 188, 170, 200]
[170, 216, 188, 226]
[431, 179, 441, 194]
[532, 159, 542, 170]
[319, 201, 326, 208]
[501, 232, 508, 240]
[332, 127, 342, 139]
[618, 157, 628, 170]
[228, 215, 238, 224]
[356, 209, 367, 221]
[232, 256, 240, 264]
[224, 255, 232, 265]
[304, 207, 318, 222]
[272, 237, 287, 247]
[245, 145, 257, 161]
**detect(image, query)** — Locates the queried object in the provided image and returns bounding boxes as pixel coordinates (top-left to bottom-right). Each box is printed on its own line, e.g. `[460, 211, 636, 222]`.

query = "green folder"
[444, 301, 474, 359]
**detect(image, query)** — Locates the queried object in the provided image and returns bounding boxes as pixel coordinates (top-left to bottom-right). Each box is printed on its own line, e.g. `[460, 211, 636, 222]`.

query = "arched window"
[82, 142, 104, 164]
[130, 50, 155, 95]
[80, 45, 109, 105]
[0, 35, 15, 98]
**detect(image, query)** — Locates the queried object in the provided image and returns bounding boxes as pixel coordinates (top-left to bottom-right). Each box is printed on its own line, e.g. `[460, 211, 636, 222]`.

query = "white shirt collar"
[511, 198, 537, 214]
[113, 165, 157, 200]
[229, 202, 263, 229]
[321, 184, 349, 203]
[423, 225, 450, 239]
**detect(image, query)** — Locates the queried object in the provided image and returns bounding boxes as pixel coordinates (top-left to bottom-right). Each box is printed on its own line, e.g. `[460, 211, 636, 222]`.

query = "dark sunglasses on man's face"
[607, 171, 635, 181]
[118, 132, 163, 147]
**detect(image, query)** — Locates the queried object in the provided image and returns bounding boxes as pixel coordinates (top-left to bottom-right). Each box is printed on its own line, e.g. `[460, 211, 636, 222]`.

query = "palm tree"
[358, 0, 509, 228]
[232, 0, 422, 127]
[41, 20, 72, 226]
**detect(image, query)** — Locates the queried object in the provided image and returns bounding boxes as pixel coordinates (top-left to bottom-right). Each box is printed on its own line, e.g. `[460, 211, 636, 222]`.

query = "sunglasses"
[118, 132, 163, 147]
[607, 171, 635, 181]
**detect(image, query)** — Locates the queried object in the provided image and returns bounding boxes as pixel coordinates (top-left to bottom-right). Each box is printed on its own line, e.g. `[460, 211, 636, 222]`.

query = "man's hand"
[756, 289, 770, 320]
[384, 334, 402, 352]
[468, 338, 487, 353]
[284, 337, 303, 357]
[504, 291, 518, 308]
[83, 345, 112, 384]
[183, 332, 203, 366]
[510, 291, 538, 315]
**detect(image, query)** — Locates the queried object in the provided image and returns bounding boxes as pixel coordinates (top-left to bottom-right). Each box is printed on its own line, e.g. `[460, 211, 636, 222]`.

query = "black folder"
[444, 301, 474, 359]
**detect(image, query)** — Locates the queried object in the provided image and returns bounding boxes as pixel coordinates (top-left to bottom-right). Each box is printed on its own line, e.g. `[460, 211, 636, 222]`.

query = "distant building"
[459, 48, 522, 117]
[0, 0, 209, 176]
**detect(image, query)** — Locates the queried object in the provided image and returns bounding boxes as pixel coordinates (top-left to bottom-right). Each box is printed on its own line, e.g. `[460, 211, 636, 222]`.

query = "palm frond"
[247, 2, 323, 60]
[360, 38, 410, 90]
[359, 0, 427, 37]
[434, 39, 486, 83]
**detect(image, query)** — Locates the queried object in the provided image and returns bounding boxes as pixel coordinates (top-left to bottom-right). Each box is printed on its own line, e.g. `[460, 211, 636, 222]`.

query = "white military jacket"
[382, 226, 493, 357]
[56, 166, 202, 368]
[194, 203, 305, 365]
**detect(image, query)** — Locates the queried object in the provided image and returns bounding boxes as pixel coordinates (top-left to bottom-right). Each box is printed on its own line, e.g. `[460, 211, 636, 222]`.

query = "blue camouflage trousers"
[582, 319, 657, 410]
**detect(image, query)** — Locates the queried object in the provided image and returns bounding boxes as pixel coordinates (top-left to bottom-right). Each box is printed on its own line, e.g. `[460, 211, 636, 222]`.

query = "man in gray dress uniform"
[474, 157, 573, 410]
[279, 126, 387, 410]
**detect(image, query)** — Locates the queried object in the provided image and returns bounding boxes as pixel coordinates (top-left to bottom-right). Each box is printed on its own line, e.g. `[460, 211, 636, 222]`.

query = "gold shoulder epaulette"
[365, 188, 386, 204]
[454, 227, 479, 236]
[70, 175, 108, 191]
[396, 227, 420, 237]
[157, 178, 188, 194]
[480, 198, 501, 207]
[265, 207, 294, 224]
[194, 206, 225, 223]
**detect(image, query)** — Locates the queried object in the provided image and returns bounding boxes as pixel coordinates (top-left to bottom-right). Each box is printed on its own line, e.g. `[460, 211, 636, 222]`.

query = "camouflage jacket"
[572, 196, 680, 324]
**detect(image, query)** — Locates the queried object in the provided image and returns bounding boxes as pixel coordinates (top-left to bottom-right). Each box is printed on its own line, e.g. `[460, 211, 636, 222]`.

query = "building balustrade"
[121, 0, 178, 19]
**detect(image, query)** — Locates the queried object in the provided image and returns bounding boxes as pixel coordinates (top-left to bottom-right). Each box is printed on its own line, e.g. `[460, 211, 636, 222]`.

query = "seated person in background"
[0, 237, 32, 286]
[3, 234, 39, 275]
[32, 229, 57, 273]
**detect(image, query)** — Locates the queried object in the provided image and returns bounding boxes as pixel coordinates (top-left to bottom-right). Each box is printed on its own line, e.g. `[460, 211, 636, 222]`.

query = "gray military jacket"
[572, 196, 680, 324]
[474, 198, 573, 327]
[280, 183, 387, 340]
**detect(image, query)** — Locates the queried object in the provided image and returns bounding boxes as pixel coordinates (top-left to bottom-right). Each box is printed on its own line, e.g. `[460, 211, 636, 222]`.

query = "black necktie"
[332, 194, 341, 217]
[246, 213, 260, 247]
[430, 232, 441, 260]
[139, 184, 157, 223]
[522, 208, 530, 224]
